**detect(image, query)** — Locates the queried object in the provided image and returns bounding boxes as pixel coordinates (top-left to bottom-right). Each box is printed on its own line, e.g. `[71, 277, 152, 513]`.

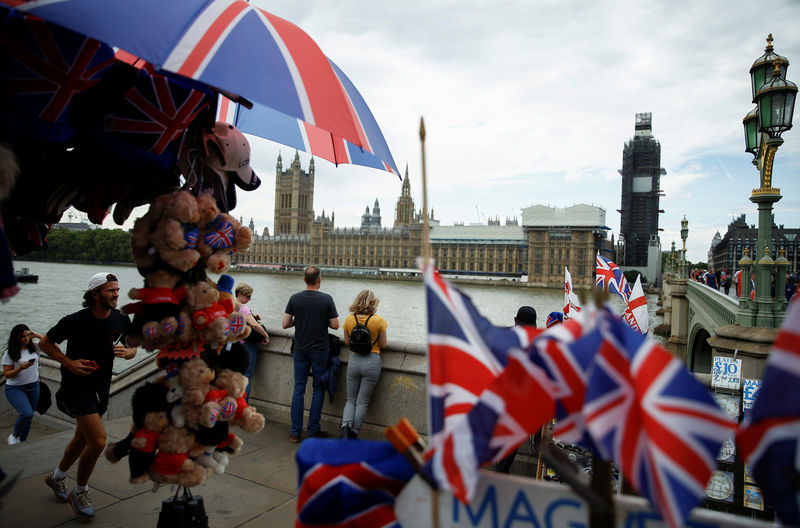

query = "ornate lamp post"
[670, 240, 676, 273]
[679, 217, 689, 279]
[741, 34, 796, 328]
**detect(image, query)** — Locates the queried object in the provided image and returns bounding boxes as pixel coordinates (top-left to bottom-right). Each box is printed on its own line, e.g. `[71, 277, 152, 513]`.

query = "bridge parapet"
[685, 280, 739, 372]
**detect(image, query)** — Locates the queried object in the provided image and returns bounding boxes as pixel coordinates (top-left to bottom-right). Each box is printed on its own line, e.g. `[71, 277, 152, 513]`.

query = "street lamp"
[740, 34, 796, 328]
[679, 217, 689, 279]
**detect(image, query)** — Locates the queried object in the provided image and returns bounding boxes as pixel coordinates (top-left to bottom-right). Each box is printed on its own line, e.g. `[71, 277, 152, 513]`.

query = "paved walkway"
[0, 410, 299, 527]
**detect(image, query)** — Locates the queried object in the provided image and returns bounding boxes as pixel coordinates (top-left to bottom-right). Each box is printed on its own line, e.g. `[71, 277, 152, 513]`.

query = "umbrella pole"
[419, 117, 431, 266]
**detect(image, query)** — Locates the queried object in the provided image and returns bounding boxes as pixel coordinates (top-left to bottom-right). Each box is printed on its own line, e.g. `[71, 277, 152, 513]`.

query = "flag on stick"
[425, 264, 540, 447]
[622, 274, 648, 334]
[564, 266, 581, 318]
[595, 254, 631, 302]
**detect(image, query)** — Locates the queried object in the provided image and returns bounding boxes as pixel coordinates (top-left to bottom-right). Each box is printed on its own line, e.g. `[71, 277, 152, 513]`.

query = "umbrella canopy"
[218, 57, 400, 176]
[3, 0, 398, 174]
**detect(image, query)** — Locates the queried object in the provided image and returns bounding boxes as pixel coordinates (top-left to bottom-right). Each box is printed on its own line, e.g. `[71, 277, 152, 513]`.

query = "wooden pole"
[419, 117, 438, 528]
[420, 117, 431, 267]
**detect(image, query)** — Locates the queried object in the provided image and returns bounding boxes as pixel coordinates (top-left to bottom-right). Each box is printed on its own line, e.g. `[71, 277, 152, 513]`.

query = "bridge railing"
[687, 279, 739, 329]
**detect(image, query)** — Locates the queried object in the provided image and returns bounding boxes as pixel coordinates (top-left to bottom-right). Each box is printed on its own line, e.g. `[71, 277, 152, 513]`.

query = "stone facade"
[709, 213, 799, 274]
[236, 154, 612, 287]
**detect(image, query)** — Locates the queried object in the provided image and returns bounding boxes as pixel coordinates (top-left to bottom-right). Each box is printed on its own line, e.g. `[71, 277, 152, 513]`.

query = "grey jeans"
[341, 352, 382, 434]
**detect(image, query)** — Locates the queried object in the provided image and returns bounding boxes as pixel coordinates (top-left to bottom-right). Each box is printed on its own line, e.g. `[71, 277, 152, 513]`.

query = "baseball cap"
[546, 311, 564, 328]
[87, 272, 118, 292]
[202, 122, 261, 191]
[515, 306, 537, 326]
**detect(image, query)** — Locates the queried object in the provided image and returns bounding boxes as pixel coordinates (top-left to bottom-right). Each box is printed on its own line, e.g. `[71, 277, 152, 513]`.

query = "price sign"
[712, 356, 742, 390]
[743, 379, 762, 409]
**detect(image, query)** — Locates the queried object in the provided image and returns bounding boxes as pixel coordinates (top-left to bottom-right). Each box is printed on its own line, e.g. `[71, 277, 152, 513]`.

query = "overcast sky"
[105, 1, 800, 264]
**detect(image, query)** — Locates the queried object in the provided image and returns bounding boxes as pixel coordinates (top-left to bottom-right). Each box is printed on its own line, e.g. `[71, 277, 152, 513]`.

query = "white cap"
[202, 122, 261, 191]
[87, 272, 115, 291]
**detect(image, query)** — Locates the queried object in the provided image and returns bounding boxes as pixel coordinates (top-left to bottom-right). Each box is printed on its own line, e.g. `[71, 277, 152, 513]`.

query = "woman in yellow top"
[341, 289, 388, 439]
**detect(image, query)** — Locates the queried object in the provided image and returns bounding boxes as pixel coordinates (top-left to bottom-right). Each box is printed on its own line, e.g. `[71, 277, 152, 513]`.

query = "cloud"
[105, 1, 800, 267]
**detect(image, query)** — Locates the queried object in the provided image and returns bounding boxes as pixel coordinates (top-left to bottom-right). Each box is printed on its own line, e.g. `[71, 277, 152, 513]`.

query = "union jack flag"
[595, 254, 631, 302]
[583, 312, 735, 528]
[532, 309, 601, 450]
[228, 313, 244, 336]
[296, 439, 414, 527]
[737, 295, 800, 525]
[204, 219, 235, 249]
[0, 11, 114, 141]
[425, 343, 556, 503]
[424, 263, 545, 501]
[104, 63, 212, 168]
[425, 264, 540, 448]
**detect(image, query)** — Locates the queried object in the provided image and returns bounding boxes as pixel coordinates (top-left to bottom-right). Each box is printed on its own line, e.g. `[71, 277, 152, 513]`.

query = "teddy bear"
[216, 275, 250, 342]
[129, 410, 169, 484]
[103, 382, 170, 479]
[122, 269, 187, 349]
[178, 358, 219, 428]
[131, 190, 201, 272]
[148, 425, 210, 487]
[213, 369, 265, 434]
[183, 280, 249, 345]
[195, 193, 252, 274]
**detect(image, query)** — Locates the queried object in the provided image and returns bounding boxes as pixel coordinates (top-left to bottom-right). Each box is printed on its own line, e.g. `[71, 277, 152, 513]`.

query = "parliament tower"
[618, 113, 665, 267]
[274, 152, 315, 235]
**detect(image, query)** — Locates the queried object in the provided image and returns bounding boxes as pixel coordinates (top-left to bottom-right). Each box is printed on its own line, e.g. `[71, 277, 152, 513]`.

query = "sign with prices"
[742, 379, 762, 409]
[712, 356, 742, 389]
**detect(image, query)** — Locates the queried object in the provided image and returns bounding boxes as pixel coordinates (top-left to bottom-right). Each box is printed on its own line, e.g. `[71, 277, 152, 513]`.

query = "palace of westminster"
[234, 151, 614, 289]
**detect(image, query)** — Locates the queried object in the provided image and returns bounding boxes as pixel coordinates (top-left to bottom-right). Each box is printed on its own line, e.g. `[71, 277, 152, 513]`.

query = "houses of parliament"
[235, 152, 612, 289]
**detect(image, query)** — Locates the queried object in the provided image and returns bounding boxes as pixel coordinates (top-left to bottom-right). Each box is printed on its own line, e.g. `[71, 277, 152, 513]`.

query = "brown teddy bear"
[183, 280, 249, 345]
[131, 190, 201, 272]
[123, 269, 187, 349]
[213, 370, 265, 434]
[178, 358, 217, 428]
[195, 193, 252, 274]
[148, 425, 210, 487]
[129, 410, 169, 484]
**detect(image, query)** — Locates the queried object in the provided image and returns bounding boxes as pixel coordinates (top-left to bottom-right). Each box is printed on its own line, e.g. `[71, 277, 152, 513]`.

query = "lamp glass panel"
[772, 93, 787, 128]
[786, 92, 796, 128]
[745, 117, 759, 151]
[759, 95, 773, 129]
[752, 67, 768, 101]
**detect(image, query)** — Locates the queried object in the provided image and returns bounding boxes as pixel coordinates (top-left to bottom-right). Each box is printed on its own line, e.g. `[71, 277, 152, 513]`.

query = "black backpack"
[349, 314, 378, 355]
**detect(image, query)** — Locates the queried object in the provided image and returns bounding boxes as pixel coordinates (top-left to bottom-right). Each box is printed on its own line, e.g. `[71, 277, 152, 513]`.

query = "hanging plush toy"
[195, 193, 252, 274]
[123, 269, 187, 349]
[148, 425, 210, 487]
[131, 190, 201, 272]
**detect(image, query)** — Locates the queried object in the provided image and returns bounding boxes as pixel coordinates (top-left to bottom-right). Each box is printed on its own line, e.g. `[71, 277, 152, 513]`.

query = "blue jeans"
[5, 382, 39, 441]
[342, 353, 382, 434]
[291, 347, 329, 437]
[243, 342, 259, 401]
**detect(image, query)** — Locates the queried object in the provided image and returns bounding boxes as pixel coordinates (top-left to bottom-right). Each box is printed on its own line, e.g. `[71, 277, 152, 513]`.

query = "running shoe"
[44, 471, 68, 503]
[67, 489, 95, 520]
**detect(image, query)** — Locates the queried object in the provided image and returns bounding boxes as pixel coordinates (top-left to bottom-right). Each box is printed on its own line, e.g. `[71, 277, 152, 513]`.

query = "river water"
[2, 261, 663, 351]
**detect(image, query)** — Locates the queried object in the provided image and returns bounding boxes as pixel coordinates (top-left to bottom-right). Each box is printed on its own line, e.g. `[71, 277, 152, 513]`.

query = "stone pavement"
[0, 410, 300, 527]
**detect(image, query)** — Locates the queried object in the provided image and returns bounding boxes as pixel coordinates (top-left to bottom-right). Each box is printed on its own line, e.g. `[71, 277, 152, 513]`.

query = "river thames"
[2, 261, 663, 351]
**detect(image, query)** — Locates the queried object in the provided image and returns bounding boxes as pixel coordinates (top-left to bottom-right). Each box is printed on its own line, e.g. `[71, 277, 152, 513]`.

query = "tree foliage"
[28, 228, 132, 263]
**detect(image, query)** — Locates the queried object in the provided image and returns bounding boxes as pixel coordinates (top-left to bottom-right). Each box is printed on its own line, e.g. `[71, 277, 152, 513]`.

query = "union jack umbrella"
[2, 0, 399, 176]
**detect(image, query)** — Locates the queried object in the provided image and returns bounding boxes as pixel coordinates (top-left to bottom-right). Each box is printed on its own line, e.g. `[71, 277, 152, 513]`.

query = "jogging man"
[282, 266, 338, 443]
[39, 272, 136, 520]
